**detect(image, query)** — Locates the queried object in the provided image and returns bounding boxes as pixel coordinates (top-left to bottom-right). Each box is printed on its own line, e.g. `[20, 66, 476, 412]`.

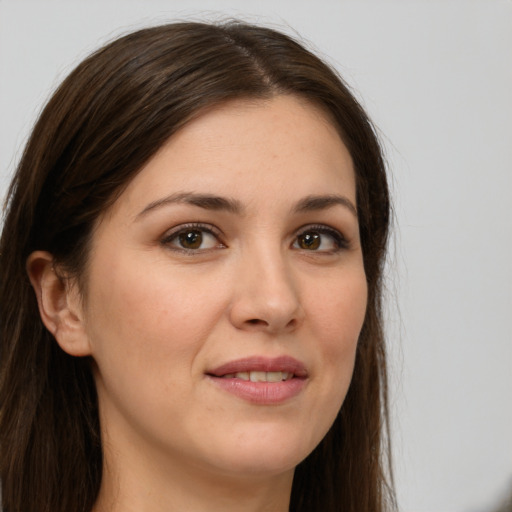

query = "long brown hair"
[0, 21, 394, 512]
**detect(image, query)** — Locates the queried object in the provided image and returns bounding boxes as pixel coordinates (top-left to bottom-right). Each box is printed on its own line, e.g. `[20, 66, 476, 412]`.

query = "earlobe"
[26, 251, 92, 357]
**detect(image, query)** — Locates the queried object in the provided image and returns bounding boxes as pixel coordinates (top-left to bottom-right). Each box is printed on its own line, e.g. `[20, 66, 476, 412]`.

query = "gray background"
[1, 1, 511, 511]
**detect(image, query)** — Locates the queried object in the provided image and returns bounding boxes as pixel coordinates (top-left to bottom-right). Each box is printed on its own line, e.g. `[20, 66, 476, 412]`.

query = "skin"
[28, 95, 368, 512]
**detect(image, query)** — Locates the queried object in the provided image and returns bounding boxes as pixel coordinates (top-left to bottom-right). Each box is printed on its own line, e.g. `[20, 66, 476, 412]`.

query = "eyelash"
[160, 223, 225, 253]
[294, 224, 350, 253]
[160, 223, 349, 254]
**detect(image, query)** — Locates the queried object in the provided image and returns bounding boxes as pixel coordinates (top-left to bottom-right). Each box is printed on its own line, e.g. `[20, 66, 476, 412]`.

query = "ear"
[26, 251, 92, 357]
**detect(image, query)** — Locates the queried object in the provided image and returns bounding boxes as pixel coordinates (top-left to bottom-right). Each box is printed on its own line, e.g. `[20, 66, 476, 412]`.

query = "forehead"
[106, 94, 355, 219]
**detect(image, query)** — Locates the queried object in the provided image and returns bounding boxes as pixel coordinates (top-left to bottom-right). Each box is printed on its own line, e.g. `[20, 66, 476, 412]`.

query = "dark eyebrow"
[293, 194, 358, 217]
[136, 192, 244, 219]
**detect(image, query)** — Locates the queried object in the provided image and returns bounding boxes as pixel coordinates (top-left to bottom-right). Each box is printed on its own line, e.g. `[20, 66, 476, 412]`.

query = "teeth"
[249, 371, 266, 382]
[222, 371, 292, 382]
[266, 371, 283, 382]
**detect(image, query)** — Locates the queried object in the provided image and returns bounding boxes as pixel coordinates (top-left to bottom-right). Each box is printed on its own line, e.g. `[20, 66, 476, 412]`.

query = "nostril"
[247, 319, 267, 326]
[245, 318, 297, 330]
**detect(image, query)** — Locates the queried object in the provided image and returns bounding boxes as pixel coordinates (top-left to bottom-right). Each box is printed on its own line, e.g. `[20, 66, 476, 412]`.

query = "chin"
[201, 425, 316, 478]
[213, 452, 299, 479]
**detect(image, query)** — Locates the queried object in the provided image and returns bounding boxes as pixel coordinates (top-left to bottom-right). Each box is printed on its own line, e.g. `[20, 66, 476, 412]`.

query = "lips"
[220, 370, 293, 382]
[207, 356, 308, 379]
[206, 356, 308, 405]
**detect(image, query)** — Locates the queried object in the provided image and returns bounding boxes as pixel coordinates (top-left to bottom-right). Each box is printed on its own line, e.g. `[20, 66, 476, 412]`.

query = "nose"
[228, 246, 304, 334]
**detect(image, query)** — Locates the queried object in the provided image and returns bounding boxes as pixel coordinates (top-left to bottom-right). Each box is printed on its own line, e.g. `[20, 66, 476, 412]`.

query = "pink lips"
[206, 356, 308, 405]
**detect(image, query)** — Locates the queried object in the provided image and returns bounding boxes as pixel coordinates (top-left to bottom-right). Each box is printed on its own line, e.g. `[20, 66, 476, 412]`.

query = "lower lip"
[207, 376, 307, 405]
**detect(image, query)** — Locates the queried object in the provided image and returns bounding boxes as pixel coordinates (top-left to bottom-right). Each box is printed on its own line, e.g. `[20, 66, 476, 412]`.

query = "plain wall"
[1, 1, 511, 511]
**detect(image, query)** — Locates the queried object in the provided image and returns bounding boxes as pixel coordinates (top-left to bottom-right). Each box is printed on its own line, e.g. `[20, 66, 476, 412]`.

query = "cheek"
[307, 267, 367, 399]
[87, 253, 222, 348]
[83, 255, 225, 430]
[83, 253, 240, 423]
[310, 266, 368, 347]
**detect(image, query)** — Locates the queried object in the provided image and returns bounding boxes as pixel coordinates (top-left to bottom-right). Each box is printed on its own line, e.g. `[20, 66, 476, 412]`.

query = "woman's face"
[80, 95, 367, 481]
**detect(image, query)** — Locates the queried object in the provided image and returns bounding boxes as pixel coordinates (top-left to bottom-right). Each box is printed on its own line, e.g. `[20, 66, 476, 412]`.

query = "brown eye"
[297, 232, 321, 250]
[178, 230, 203, 249]
[163, 225, 223, 252]
[293, 226, 347, 253]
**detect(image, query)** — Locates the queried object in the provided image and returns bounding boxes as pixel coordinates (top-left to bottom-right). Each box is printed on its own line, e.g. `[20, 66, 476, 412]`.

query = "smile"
[206, 356, 308, 404]
[220, 371, 293, 382]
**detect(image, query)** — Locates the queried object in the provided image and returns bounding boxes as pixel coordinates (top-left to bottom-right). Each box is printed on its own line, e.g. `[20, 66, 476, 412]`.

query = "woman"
[0, 21, 394, 512]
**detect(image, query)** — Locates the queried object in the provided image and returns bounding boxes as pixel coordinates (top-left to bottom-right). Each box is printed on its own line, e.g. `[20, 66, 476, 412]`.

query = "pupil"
[300, 232, 320, 250]
[179, 230, 202, 249]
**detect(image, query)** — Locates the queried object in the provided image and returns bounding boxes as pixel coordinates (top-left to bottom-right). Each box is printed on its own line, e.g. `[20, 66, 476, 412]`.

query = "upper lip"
[207, 356, 308, 378]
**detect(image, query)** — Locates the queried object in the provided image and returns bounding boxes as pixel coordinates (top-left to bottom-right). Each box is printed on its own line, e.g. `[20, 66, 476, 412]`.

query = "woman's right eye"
[162, 225, 224, 252]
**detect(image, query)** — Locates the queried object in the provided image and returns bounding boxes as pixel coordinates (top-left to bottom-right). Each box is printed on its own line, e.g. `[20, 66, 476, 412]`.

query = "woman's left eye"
[293, 227, 347, 252]
[162, 225, 223, 252]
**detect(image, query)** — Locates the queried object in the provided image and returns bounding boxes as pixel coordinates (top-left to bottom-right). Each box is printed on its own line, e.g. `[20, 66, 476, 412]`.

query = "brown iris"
[297, 232, 321, 250]
[178, 230, 203, 249]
